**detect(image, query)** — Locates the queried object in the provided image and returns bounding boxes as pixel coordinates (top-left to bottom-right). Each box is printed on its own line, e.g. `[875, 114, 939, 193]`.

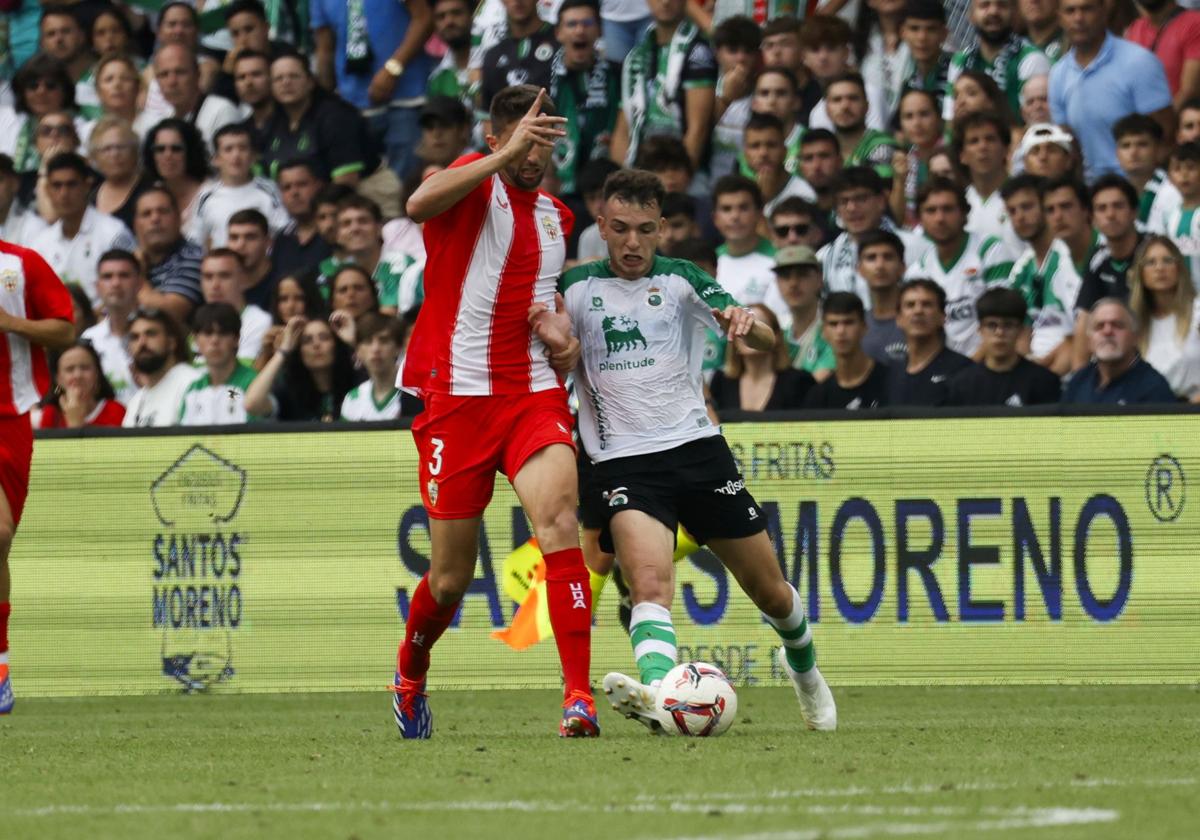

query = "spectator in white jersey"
[121, 308, 199, 428]
[1112, 114, 1179, 233]
[188, 123, 287, 248]
[955, 110, 1022, 253]
[1127, 235, 1200, 400]
[947, 286, 1062, 406]
[179, 303, 263, 426]
[708, 303, 816, 412]
[80, 249, 140, 405]
[199, 249, 273, 364]
[712, 175, 778, 311]
[887, 277, 974, 406]
[340, 312, 424, 421]
[804, 292, 891, 410]
[856, 229, 908, 365]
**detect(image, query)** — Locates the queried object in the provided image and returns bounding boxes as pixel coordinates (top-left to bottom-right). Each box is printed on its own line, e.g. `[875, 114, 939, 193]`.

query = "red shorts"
[0, 413, 33, 529]
[412, 389, 575, 519]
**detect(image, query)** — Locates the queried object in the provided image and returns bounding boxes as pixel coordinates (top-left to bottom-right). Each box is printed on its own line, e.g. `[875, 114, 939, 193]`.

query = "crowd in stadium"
[3, 0, 1200, 428]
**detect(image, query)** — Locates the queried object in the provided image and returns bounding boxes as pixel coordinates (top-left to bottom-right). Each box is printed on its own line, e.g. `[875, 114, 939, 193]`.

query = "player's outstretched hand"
[502, 88, 567, 161]
[712, 305, 755, 339]
[529, 292, 575, 354]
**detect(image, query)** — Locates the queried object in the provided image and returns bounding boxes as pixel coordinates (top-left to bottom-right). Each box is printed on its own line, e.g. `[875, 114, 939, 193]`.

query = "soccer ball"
[656, 662, 737, 737]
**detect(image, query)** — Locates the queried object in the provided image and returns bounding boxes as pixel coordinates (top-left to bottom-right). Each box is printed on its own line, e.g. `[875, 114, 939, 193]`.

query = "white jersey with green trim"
[1008, 238, 1082, 358]
[904, 232, 1017, 356]
[560, 255, 735, 462]
[340, 383, 401, 421]
[1162, 205, 1200, 292]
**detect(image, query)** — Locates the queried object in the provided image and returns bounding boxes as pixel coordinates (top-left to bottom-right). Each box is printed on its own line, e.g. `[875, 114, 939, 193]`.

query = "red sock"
[0, 602, 10, 654]
[397, 576, 458, 682]
[543, 547, 592, 699]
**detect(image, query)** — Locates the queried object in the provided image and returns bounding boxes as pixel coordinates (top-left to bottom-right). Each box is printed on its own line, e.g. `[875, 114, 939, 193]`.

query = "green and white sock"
[767, 585, 816, 674]
[629, 602, 676, 687]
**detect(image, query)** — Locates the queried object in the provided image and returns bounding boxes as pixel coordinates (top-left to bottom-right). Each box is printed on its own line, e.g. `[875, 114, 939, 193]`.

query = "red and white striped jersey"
[0, 239, 74, 416]
[401, 153, 574, 396]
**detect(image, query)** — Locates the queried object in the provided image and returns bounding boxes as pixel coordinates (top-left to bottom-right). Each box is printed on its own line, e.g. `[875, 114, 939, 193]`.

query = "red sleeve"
[22, 247, 74, 324]
[422, 152, 494, 240]
[92, 400, 126, 427]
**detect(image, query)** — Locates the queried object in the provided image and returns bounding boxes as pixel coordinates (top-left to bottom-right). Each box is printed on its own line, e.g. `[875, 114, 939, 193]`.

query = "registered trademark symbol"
[1145, 455, 1185, 523]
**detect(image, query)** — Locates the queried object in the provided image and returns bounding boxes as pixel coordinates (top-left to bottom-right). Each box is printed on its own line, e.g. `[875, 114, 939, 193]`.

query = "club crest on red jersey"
[1, 269, 18, 292]
[541, 216, 559, 240]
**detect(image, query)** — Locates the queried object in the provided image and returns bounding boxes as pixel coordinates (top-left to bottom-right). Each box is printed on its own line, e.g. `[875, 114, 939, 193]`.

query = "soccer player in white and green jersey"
[904, 176, 1016, 357]
[536, 168, 836, 734]
[179, 303, 262, 426]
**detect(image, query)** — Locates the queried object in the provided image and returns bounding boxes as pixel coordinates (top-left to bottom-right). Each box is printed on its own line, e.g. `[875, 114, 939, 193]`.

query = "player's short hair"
[193, 302, 242, 335]
[975, 286, 1027, 323]
[901, 0, 946, 24]
[799, 14, 853, 49]
[745, 111, 785, 137]
[1112, 113, 1164, 143]
[823, 291, 866, 320]
[97, 248, 142, 274]
[856, 229, 905, 261]
[670, 237, 717, 267]
[556, 0, 599, 24]
[713, 15, 763, 51]
[202, 247, 246, 271]
[224, 0, 267, 24]
[898, 277, 947, 309]
[1088, 174, 1138, 212]
[213, 122, 254, 151]
[762, 15, 801, 39]
[490, 84, 556, 135]
[355, 311, 407, 347]
[578, 158, 621, 197]
[800, 128, 838, 152]
[769, 196, 817, 222]
[1169, 141, 1200, 165]
[832, 166, 886, 197]
[337, 193, 383, 223]
[228, 208, 270, 234]
[1042, 175, 1089, 208]
[712, 174, 764, 210]
[1000, 172, 1045, 202]
[662, 191, 696, 220]
[635, 135, 694, 176]
[916, 175, 970, 215]
[603, 168, 666, 210]
[44, 152, 91, 180]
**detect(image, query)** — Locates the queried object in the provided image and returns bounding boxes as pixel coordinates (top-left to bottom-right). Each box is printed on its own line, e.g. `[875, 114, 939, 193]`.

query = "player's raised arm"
[406, 88, 566, 223]
[712, 305, 775, 353]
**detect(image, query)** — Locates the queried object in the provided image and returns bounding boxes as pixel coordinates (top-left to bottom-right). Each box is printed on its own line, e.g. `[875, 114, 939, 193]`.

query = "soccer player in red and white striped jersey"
[0, 239, 75, 714]
[393, 86, 597, 738]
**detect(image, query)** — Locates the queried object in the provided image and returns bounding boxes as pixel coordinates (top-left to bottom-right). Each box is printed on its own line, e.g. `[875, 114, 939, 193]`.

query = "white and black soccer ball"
[656, 662, 737, 737]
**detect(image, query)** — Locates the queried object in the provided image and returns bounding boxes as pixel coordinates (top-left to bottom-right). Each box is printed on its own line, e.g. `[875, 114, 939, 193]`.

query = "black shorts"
[577, 450, 607, 530]
[586, 436, 767, 554]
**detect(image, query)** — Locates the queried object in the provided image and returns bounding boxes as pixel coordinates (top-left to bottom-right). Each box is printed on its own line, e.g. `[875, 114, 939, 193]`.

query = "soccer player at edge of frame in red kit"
[0, 238, 76, 715]
[394, 85, 598, 738]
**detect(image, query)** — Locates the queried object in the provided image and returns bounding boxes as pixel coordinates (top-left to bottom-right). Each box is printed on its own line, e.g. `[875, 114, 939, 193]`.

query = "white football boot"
[602, 672, 670, 735]
[777, 647, 837, 731]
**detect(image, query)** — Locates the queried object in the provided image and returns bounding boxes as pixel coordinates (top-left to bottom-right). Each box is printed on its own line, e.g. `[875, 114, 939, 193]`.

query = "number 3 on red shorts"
[428, 437, 445, 476]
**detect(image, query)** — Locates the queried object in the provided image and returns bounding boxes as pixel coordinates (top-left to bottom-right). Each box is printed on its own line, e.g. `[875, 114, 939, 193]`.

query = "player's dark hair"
[578, 158, 621, 197]
[823, 291, 866, 320]
[1088, 174, 1138, 212]
[1112, 113, 1164, 143]
[635, 135, 694, 176]
[44, 152, 91, 180]
[712, 174, 764, 210]
[901, 0, 946, 24]
[228, 208, 270, 234]
[975, 286, 1027, 323]
[603, 168, 666, 210]
[45, 339, 115, 410]
[832, 166, 886, 198]
[213, 122, 255, 151]
[1042, 175, 1089, 209]
[1169, 141, 1200, 165]
[745, 111, 785, 136]
[13, 54, 76, 114]
[97, 248, 142, 274]
[193, 302, 242, 335]
[898, 277, 947, 310]
[916, 175, 970, 215]
[799, 128, 838, 151]
[669, 237, 717, 267]
[355, 311, 407, 347]
[337, 193, 383, 223]
[713, 15, 763, 51]
[1000, 173, 1045, 202]
[490, 84, 557, 135]
[224, 0, 267, 24]
[769, 196, 817, 222]
[762, 15, 801, 39]
[143, 117, 210, 181]
[662, 191, 697, 220]
[856, 228, 905, 261]
[556, 0, 599, 24]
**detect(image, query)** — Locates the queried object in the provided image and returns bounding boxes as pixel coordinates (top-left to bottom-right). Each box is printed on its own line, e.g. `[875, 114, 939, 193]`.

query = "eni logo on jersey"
[602, 315, 647, 354]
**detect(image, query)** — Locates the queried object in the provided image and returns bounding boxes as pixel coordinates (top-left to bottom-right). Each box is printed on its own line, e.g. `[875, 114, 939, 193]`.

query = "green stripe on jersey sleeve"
[559, 259, 612, 294]
[657, 255, 739, 310]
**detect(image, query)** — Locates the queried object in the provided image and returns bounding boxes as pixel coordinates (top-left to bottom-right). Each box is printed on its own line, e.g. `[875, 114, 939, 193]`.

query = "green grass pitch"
[3, 686, 1198, 840]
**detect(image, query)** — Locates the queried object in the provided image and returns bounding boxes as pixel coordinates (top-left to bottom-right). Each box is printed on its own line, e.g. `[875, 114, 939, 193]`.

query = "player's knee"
[755, 580, 795, 620]
[532, 503, 579, 552]
[428, 568, 471, 604]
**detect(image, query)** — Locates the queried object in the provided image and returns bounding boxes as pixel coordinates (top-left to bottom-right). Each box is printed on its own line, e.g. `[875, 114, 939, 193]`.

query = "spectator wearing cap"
[122, 307, 200, 428]
[1063, 298, 1177, 403]
[312, 0, 433, 180]
[132, 186, 204, 326]
[804, 292, 891, 410]
[30, 152, 135, 309]
[708, 303, 815, 412]
[1018, 123, 1078, 180]
[426, 0, 472, 106]
[179, 302, 264, 426]
[888, 278, 974, 406]
[1050, 0, 1173, 181]
[259, 53, 381, 187]
[0, 153, 47, 242]
[769, 245, 836, 379]
[81, 249, 141, 405]
[947, 287, 1062, 405]
[548, 0, 620, 199]
[1125, 0, 1200, 107]
[413, 96, 472, 177]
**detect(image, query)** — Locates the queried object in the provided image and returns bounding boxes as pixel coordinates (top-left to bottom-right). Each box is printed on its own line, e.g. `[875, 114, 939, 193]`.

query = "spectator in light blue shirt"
[1049, 0, 1173, 183]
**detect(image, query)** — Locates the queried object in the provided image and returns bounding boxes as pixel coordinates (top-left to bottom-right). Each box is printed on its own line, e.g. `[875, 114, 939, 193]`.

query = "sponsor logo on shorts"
[748, 506, 759, 520]
[556, 422, 570, 435]
[426, 478, 439, 507]
[603, 486, 629, 507]
[713, 479, 746, 496]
